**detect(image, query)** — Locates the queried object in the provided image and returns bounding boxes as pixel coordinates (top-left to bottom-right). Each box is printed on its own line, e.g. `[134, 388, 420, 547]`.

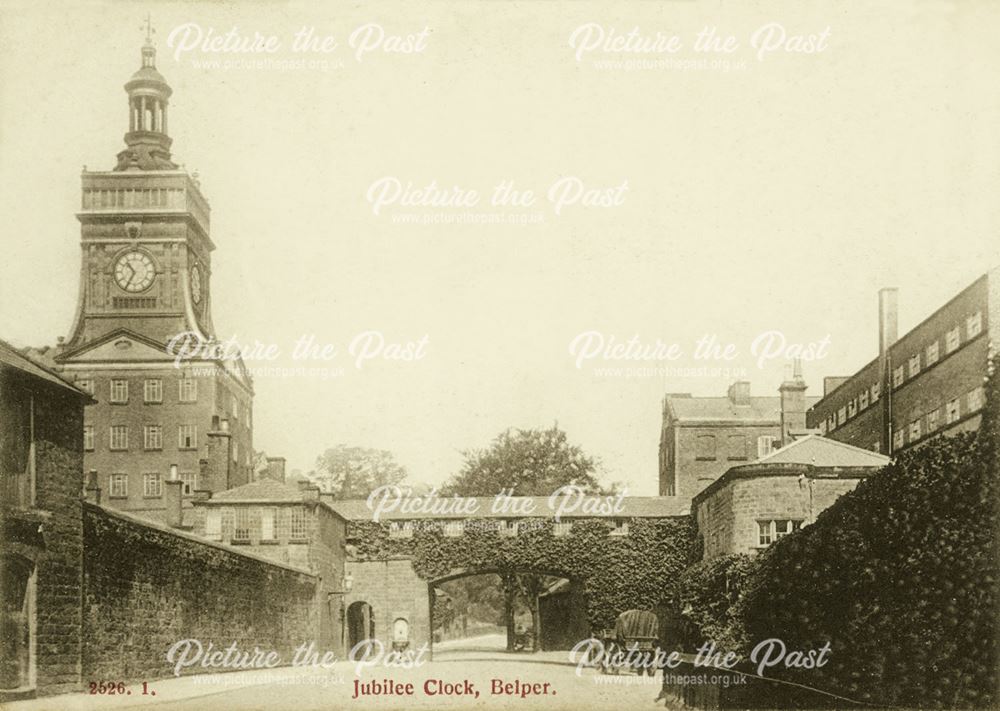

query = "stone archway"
[346, 600, 375, 653]
[427, 566, 583, 657]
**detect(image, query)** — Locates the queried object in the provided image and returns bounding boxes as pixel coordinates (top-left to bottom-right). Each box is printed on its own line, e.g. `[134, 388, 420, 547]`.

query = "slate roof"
[665, 394, 820, 423]
[755, 434, 891, 468]
[0, 339, 93, 399]
[205, 479, 310, 503]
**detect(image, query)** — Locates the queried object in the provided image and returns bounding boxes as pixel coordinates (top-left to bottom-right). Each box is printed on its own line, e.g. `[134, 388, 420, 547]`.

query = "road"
[7, 634, 675, 711]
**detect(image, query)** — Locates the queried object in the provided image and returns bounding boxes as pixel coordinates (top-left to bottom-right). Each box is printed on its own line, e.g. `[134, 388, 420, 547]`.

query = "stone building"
[659, 377, 819, 501]
[188, 479, 350, 654]
[807, 269, 998, 454]
[692, 435, 889, 561]
[0, 339, 93, 699]
[26, 35, 255, 518]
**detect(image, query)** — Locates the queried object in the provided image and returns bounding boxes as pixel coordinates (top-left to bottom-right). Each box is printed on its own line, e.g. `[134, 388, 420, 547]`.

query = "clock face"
[190, 266, 202, 304]
[114, 251, 155, 292]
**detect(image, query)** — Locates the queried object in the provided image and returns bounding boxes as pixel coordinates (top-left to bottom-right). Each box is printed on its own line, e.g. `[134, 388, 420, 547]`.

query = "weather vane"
[141, 13, 154, 43]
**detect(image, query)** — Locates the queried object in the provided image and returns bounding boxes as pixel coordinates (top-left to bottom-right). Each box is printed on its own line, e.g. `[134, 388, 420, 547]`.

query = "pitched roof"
[0, 339, 93, 399]
[325, 495, 689, 521]
[206, 478, 308, 503]
[755, 434, 890, 468]
[665, 395, 821, 424]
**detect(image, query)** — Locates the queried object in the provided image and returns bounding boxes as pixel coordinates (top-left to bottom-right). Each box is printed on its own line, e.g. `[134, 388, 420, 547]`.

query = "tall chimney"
[878, 287, 898, 454]
[779, 358, 808, 447]
[84, 469, 101, 505]
[878, 288, 898, 357]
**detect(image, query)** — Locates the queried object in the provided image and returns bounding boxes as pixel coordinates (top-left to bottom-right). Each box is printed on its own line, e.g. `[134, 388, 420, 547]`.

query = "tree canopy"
[309, 445, 407, 498]
[443, 425, 607, 497]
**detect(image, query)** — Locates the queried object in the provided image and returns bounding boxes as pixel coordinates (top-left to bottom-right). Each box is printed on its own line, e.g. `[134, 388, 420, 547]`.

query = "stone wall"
[344, 559, 430, 653]
[82, 503, 319, 682]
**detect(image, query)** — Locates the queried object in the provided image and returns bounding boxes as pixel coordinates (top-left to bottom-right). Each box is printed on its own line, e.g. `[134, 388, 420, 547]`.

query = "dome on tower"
[114, 33, 178, 172]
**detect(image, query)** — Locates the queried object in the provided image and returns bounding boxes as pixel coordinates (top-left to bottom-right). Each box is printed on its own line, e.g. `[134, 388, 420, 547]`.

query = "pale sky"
[1, 1, 998, 493]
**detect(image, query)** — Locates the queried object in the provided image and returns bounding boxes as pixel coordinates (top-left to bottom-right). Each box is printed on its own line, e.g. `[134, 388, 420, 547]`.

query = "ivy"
[349, 516, 695, 629]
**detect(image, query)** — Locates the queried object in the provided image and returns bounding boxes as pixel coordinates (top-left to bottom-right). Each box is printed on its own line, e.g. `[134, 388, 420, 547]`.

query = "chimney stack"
[878, 288, 899, 357]
[164, 463, 184, 528]
[84, 469, 101, 505]
[265, 456, 287, 482]
[727, 381, 751, 406]
[779, 358, 808, 447]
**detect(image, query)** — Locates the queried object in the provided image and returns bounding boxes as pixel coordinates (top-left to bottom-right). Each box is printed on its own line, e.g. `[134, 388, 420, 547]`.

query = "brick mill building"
[807, 269, 998, 455]
[25, 34, 255, 519]
[659, 374, 819, 500]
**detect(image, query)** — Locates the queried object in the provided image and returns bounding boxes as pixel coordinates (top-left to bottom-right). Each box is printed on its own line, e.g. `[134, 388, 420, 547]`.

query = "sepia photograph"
[0, 1, 997, 709]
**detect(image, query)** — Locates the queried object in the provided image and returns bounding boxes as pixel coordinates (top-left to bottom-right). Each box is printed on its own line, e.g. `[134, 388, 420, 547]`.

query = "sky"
[1, 1, 998, 494]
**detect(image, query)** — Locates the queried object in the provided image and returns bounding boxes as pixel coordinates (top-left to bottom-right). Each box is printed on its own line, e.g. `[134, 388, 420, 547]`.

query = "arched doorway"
[0, 555, 34, 691]
[346, 601, 375, 653]
[428, 567, 585, 658]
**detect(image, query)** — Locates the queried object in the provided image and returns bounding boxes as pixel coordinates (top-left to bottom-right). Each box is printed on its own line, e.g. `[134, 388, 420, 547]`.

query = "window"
[389, 520, 414, 539]
[818, 420, 827, 435]
[908, 354, 920, 378]
[926, 341, 939, 366]
[872, 441, 881, 453]
[110, 379, 128, 403]
[837, 407, 847, 425]
[233, 508, 251, 542]
[290, 508, 309, 540]
[726, 435, 746, 460]
[946, 327, 960, 354]
[443, 521, 464, 537]
[180, 471, 197, 495]
[968, 386, 985, 412]
[109, 473, 127, 498]
[77, 378, 94, 395]
[927, 408, 940, 432]
[608, 519, 629, 537]
[847, 399, 857, 418]
[871, 381, 881, 401]
[553, 522, 573, 537]
[892, 366, 904, 388]
[143, 472, 162, 497]
[110, 425, 128, 450]
[205, 509, 222, 540]
[695, 435, 716, 460]
[143, 425, 162, 450]
[144, 379, 162, 403]
[231, 394, 239, 420]
[827, 415, 836, 432]
[261, 507, 277, 541]
[178, 424, 197, 449]
[757, 435, 776, 458]
[859, 390, 869, 409]
[946, 398, 961, 424]
[893, 429, 905, 450]
[178, 377, 197, 402]
[232, 440, 239, 463]
[909, 420, 921, 442]
[759, 520, 802, 546]
[83, 425, 95, 451]
[966, 311, 982, 338]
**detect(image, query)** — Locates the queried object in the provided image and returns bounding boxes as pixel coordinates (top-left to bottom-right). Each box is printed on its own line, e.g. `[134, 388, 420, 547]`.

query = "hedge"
[677, 358, 998, 708]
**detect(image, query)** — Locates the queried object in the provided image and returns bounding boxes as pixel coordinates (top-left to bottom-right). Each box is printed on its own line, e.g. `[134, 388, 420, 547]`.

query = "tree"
[308, 445, 407, 498]
[442, 425, 608, 651]
[443, 425, 606, 496]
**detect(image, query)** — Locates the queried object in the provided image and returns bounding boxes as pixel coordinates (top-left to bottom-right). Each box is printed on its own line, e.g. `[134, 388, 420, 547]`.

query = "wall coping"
[691, 463, 876, 509]
[84, 501, 316, 578]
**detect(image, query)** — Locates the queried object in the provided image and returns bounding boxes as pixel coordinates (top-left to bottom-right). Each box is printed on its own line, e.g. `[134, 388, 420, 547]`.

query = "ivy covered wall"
[348, 515, 695, 629]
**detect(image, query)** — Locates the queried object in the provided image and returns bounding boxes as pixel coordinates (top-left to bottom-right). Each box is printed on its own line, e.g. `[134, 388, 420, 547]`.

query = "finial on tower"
[142, 13, 155, 45]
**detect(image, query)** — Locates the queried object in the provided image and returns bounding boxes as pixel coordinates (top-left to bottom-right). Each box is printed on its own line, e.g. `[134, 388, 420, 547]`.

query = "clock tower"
[52, 33, 255, 518]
